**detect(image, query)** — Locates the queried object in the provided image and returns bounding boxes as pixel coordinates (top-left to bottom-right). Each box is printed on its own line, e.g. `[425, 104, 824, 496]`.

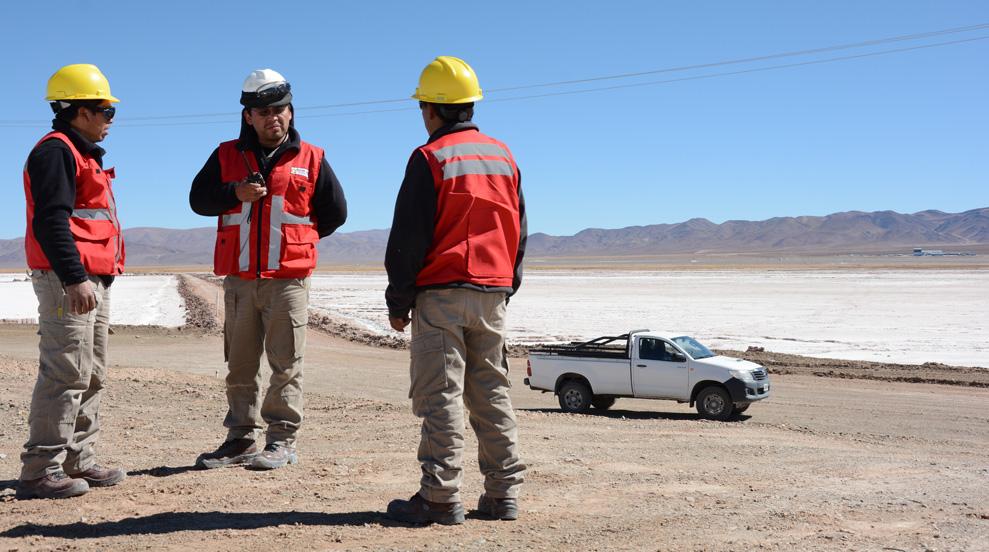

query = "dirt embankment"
[725, 348, 989, 388]
[176, 273, 221, 334]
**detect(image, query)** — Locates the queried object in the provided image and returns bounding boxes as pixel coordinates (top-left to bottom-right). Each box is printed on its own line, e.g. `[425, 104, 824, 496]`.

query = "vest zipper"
[256, 198, 263, 278]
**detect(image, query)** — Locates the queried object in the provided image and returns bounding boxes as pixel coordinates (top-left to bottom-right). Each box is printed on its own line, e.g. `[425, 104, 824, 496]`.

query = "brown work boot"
[196, 438, 258, 469]
[67, 464, 126, 487]
[16, 471, 89, 500]
[386, 493, 465, 525]
[248, 443, 298, 470]
[476, 494, 518, 520]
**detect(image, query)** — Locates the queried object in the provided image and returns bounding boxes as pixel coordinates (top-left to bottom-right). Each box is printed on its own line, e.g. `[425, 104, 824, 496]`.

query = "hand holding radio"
[235, 173, 267, 202]
[236, 150, 268, 202]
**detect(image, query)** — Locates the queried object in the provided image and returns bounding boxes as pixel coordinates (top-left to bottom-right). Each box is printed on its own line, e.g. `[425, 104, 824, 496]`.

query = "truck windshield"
[672, 336, 715, 359]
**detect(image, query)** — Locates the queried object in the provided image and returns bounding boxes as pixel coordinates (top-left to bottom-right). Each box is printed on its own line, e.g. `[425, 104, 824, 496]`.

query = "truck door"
[632, 337, 689, 399]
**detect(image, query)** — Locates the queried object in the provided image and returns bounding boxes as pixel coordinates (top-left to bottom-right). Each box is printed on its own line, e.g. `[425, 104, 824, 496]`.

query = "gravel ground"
[1, 350, 986, 551]
[0, 274, 985, 550]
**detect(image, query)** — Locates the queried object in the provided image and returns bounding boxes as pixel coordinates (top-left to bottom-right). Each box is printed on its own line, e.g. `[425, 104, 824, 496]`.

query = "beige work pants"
[222, 276, 309, 447]
[21, 271, 111, 481]
[409, 288, 525, 504]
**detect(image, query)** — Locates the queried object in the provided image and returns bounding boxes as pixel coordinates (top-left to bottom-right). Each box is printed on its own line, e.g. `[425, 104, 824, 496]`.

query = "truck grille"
[752, 369, 767, 381]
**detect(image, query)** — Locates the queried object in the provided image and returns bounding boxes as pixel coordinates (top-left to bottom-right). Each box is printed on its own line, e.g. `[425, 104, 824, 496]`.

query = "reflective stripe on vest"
[431, 141, 517, 180]
[71, 208, 113, 220]
[442, 158, 516, 179]
[222, 202, 253, 273]
[105, 184, 123, 269]
[267, 195, 312, 271]
[432, 142, 510, 162]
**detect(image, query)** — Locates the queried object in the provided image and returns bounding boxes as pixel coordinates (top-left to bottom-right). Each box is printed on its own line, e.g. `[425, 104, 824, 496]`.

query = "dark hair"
[50, 100, 105, 123]
[420, 101, 474, 123]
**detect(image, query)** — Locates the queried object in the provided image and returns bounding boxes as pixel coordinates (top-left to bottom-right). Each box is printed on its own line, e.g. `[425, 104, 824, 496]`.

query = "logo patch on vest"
[290, 167, 309, 178]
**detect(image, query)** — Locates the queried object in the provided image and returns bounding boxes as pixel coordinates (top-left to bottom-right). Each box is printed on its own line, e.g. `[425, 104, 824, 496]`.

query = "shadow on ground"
[128, 465, 199, 478]
[519, 408, 751, 422]
[0, 511, 384, 538]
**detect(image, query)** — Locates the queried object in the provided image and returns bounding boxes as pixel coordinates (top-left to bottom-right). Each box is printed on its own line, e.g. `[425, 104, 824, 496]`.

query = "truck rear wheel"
[591, 396, 616, 410]
[558, 380, 592, 413]
[696, 386, 734, 421]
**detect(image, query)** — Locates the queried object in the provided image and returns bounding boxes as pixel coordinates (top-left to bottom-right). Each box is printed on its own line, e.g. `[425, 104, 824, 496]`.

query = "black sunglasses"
[88, 105, 116, 120]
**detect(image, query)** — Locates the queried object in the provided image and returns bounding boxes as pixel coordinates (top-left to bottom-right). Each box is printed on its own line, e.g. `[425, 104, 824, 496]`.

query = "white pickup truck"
[524, 329, 771, 420]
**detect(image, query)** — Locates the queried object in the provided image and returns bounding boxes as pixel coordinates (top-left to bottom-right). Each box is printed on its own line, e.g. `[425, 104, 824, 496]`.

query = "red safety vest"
[23, 132, 125, 276]
[416, 129, 521, 288]
[213, 140, 323, 279]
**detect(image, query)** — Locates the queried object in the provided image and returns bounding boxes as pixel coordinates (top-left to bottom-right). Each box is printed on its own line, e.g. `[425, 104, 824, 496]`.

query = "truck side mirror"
[671, 352, 686, 362]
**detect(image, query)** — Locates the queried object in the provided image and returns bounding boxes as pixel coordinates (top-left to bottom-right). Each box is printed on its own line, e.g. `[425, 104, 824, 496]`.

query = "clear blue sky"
[3, 1, 987, 239]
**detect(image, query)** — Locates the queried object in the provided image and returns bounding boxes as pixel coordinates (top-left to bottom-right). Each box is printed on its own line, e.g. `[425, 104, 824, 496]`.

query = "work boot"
[196, 438, 258, 469]
[476, 494, 518, 521]
[16, 471, 89, 500]
[67, 464, 126, 487]
[386, 493, 465, 525]
[248, 443, 298, 470]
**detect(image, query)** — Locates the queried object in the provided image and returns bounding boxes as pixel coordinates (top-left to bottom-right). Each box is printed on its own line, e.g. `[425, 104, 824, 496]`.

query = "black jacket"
[385, 122, 527, 319]
[26, 119, 111, 286]
[189, 126, 347, 239]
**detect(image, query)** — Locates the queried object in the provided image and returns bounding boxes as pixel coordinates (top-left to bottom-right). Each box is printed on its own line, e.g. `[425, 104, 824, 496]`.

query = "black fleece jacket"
[189, 126, 347, 239]
[26, 119, 111, 286]
[384, 122, 527, 319]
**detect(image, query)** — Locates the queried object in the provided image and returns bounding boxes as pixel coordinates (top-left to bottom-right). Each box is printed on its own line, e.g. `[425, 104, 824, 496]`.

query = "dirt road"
[0, 274, 986, 551]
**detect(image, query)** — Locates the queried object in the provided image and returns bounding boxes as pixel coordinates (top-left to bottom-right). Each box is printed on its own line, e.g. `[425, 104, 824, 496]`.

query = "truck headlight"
[729, 369, 755, 382]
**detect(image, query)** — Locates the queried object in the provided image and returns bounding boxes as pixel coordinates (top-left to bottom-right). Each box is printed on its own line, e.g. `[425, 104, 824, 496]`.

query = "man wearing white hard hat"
[190, 68, 347, 470]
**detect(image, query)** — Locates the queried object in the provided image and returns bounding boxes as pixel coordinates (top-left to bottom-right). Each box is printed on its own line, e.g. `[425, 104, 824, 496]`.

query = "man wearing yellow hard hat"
[385, 56, 527, 524]
[18, 64, 126, 499]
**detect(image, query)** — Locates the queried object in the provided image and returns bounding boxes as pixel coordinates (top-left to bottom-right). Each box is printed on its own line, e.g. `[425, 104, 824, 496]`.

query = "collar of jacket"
[427, 121, 478, 144]
[236, 125, 301, 155]
[51, 119, 106, 161]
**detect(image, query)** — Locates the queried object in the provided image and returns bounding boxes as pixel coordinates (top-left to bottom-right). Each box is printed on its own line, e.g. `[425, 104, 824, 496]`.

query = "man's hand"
[235, 178, 267, 202]
[65, 280, 98, 315]
[389, 315, 411, 332]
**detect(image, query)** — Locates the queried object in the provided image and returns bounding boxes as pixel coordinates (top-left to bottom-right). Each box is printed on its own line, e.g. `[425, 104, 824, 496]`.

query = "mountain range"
[1, 207, 985, 268]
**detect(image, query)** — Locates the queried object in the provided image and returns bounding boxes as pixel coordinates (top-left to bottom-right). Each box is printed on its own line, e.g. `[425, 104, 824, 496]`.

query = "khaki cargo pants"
[410, 288, 525, 504]
[21, 271, 111, 481]
[222, 276, 309, 447]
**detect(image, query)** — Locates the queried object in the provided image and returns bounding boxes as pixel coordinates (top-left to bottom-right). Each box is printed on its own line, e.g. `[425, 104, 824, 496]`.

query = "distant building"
[912, 248, 972, 257]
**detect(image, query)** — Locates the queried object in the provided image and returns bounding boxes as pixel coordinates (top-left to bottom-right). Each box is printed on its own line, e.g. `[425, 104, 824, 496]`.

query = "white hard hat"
[240, 68, 292, 107]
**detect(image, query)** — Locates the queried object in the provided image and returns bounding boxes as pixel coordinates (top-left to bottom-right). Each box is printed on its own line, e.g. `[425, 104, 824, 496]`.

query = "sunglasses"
[88, 105, 116, 120]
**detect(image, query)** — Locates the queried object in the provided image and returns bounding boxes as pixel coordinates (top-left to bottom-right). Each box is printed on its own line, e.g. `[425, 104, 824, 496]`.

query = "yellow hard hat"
[411, 56, 482, 104]
[46, 64, 119, 103]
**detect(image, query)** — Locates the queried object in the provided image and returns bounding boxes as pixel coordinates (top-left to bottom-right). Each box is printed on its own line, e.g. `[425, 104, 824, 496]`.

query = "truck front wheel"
[558, 380, 592, 413]
[696, 386, 734, 421]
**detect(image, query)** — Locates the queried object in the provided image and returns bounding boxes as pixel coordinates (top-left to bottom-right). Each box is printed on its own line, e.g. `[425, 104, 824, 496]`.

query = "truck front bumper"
[725, 377, 771, 403]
